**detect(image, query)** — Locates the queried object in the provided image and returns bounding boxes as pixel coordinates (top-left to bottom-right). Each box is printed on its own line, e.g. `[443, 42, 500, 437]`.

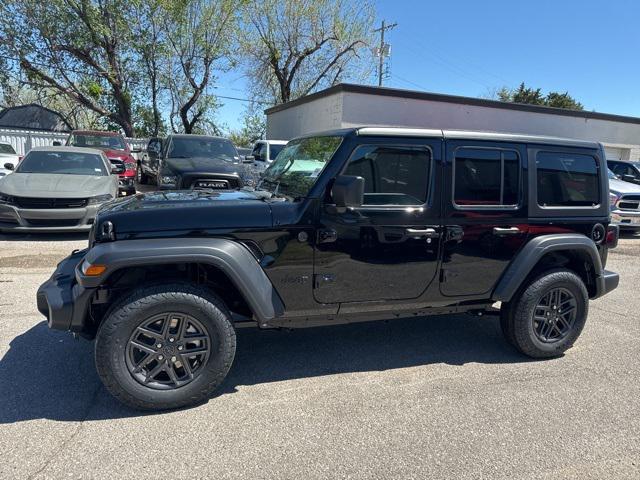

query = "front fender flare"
[492, 233, 606, 302]
[79, 238, 285, 323]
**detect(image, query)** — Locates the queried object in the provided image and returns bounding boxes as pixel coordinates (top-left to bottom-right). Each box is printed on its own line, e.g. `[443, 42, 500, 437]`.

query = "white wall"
[0, 128, 148, 155]
[266, 90, 640, 160]
[266, 92, 344, 140]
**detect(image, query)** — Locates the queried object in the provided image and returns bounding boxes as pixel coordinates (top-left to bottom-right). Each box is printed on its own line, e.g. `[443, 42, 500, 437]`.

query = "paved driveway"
[0, 232, 638, 479]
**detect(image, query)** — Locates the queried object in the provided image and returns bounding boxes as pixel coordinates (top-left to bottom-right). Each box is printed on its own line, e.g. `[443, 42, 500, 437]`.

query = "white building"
[265, 83, 640, 161]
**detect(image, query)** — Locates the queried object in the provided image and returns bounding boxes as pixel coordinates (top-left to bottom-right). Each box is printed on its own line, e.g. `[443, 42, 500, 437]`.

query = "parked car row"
[0, 132, 289, 233]
[0, 147, 118, 232]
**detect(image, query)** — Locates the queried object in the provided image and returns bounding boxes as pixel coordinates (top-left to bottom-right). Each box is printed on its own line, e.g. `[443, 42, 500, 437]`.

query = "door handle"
[406, 228, 440, 238]
[493, 227, 521, 236]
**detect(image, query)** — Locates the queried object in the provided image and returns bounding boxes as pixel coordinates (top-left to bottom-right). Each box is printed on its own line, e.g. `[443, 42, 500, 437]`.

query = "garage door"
[605, 147, 624, 160]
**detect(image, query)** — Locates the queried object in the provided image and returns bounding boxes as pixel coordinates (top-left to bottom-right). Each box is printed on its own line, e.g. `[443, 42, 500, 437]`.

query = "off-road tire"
[95, 283, 236, 411]
[501, 269, 588, 358]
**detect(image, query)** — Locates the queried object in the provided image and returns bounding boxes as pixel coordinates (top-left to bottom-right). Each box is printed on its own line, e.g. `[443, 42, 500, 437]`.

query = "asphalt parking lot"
[0, 231, 639, 479]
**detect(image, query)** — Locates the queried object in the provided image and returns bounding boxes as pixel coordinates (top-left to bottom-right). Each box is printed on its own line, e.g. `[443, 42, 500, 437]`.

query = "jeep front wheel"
[501, 269, 589, 358]
[95, 283, 236, 411]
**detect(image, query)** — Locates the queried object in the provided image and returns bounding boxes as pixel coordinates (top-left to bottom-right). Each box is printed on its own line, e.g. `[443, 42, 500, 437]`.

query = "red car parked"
[65, 130, 137, 196]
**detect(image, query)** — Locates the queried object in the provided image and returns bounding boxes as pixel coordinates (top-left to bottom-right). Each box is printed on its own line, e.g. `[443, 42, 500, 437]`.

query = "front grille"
[617, 194, 640, 210]
[109, 159, 125, 174]
[14, 197, 88, 209]
[25, 218, 80, 227]
[182, 175, 240, 190]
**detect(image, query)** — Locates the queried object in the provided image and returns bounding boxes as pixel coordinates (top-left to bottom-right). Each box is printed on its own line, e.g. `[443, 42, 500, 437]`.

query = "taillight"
[606, 224, 619, 248]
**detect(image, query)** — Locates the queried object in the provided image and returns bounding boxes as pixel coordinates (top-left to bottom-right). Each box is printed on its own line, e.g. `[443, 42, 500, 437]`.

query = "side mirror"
[243, 155, 255, 164]
[3, 162, 14, 171]
[622, 174, 637, 182]
[331, 175, 364, 208]
[52, 141, 62, 146]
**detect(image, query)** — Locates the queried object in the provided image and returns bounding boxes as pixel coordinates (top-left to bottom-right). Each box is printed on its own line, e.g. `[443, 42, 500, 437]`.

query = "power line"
[373, 20, 397, 87]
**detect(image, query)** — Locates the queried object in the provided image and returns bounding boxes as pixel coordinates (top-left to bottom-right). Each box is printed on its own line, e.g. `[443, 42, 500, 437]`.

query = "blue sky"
[216, 0, 640, 131]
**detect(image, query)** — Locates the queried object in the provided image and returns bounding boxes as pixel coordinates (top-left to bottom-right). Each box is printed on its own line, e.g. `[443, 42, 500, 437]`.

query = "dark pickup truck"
[38, 127, 619, 411]
[136, 134, 244, 190]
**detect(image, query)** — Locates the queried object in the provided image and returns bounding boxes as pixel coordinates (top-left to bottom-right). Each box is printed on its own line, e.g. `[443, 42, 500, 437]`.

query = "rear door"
[313, 137, 442, 304]
[440, 140, 529, 297]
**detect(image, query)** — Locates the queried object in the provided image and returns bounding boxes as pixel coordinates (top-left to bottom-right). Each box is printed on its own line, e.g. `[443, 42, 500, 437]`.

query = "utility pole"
[373, 20, 397, 86]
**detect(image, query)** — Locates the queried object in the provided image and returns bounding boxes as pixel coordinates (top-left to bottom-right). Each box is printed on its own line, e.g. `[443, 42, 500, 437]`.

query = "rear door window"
[536, 152, 599, 207]
[453, 148, 520, 207]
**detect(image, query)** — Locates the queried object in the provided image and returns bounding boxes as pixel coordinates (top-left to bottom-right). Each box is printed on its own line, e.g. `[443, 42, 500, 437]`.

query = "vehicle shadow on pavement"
[219, 313, 529, 394]
[0, 315, 528, 422]
[0, 322, 138, 424]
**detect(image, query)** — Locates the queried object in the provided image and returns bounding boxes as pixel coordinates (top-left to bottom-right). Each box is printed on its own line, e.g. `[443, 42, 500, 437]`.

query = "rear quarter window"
[536, 152, 599, 207]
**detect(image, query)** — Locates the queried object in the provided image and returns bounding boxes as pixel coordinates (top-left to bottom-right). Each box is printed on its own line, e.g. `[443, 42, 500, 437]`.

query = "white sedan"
[0, 143, 20, 177]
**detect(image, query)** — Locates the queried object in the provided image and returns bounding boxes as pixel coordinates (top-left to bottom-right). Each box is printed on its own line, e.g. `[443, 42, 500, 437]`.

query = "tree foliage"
[0, 0, 139, 135]
[497, 82, 584, 110]
[162, 0, 238, 134]
[241, 0, 375, 104]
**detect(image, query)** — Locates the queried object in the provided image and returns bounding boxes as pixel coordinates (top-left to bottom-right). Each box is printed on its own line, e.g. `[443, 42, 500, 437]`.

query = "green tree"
[241, 0, 375, 104]
[0, 0, 140, 135]
[227, 106, 265, 147]
[498, 82, 584, 110]
[161, 0, 238, 134]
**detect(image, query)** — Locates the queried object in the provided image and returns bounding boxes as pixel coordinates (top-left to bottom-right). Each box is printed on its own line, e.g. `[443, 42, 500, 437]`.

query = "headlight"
[160, 175, 177, 185]
[87, 194, 114, 205]
[610, 191, 621, 207]
[124, 162, 136, 171]
[0, 192, 14, 205]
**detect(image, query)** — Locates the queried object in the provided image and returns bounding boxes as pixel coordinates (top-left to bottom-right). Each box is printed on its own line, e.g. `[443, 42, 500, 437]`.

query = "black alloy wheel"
[532, 287, 577, 343]
[126, 313, 211, 390]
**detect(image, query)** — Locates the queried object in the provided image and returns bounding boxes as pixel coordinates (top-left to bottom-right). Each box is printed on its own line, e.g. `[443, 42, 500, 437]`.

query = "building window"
[344, 145, 430, 205]
[537, 152, 599, 207]
[453, 148, 520, 207]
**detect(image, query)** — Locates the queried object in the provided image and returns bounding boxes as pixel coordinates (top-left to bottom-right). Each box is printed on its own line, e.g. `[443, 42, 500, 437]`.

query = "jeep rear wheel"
[95, 283, 236, 411]
[501, 269, 588, 358]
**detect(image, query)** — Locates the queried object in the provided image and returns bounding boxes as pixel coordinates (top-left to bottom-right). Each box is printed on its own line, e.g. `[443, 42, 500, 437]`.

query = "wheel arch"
[79, 238, 285, 327]
[492, 234, 604, 302]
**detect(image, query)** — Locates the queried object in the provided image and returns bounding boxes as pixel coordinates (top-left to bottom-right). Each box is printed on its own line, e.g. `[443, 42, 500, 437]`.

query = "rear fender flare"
[492, 234, 604, 301]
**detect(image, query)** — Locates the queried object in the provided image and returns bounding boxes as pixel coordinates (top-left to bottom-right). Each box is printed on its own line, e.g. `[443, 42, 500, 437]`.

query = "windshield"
[168, 137, 238, 162]
[270, 143, 286, 159]
[260, 136, 342, 199]
[16, 151, 108, 176]
[608, 169, 618, 179]
[0, 144, 16, 155]
[68, 134, 126, 151]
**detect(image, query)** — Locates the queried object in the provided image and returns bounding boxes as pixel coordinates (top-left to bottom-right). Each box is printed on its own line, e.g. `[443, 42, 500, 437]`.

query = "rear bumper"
[594, 269, 619, 299]
[36, 249, 94, 331]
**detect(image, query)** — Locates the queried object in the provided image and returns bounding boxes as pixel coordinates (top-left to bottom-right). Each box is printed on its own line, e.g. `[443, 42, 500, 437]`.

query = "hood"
[165, 156, 241, 175]
[96, 189, 274, 234]
[609, 178, 640, 194]
[101, 149, 131, 160]
[0, 173, 114, 198]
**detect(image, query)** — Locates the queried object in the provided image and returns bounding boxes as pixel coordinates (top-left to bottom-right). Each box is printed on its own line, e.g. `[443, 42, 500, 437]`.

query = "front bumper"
[0, 203, 103, 232]
[611, 209, 640, 229]
[37, 249, 94, 331]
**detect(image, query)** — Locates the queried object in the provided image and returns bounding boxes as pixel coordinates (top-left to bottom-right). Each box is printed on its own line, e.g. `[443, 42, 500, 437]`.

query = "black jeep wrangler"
[37, 127, 620, 410]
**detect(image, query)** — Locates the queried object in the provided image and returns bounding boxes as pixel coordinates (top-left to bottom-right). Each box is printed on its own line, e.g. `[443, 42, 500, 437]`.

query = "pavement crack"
[26, 384, 103, 480]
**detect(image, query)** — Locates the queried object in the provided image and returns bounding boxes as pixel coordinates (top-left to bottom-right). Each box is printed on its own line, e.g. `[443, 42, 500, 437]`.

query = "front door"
[440, 141, 529, 297]
[313, 138, 442, 304]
